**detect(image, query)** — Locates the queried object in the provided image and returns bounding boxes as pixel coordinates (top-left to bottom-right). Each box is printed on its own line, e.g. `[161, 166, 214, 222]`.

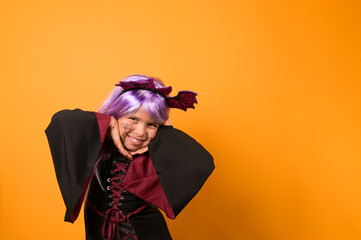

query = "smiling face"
[117, 107, 162, 152]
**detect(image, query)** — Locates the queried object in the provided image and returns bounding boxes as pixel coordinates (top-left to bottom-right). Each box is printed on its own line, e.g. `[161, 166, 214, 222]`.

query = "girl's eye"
[148, 123, 158, 128]
[129, 117, 137, 121]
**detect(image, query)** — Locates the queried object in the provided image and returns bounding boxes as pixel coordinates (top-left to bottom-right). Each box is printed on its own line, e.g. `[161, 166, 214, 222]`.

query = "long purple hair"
[94, 74, 169, 189]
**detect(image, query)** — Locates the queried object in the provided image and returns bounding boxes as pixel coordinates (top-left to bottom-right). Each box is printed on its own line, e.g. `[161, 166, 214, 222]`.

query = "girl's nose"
[134, 124, 146, 137]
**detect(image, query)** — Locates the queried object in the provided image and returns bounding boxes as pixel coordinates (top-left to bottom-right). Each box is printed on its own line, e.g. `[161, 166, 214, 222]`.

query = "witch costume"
[45, 81, 214, 240]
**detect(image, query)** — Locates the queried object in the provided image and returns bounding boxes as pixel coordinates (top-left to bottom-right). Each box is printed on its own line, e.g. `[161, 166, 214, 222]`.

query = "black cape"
[45, 109, 214, 223]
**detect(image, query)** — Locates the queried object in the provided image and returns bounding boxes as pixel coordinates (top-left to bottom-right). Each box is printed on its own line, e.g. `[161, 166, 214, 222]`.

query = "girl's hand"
[107, 116, 133, 160]
[128, 146, 148, 156]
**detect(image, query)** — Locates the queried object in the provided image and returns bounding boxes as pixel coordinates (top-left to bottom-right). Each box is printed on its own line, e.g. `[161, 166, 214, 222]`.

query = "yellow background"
[1, 1, 361, 239]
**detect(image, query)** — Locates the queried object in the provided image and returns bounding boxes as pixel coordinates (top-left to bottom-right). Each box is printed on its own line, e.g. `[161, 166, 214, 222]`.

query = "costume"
[45, 109, 214, 240]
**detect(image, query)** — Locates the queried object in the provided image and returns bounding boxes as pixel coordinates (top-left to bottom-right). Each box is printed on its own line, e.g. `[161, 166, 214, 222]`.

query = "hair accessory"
[115, 79, 198, 111]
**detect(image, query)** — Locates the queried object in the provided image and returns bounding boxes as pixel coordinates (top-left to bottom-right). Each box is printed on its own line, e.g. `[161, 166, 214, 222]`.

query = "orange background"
[1, 1, 361, 239]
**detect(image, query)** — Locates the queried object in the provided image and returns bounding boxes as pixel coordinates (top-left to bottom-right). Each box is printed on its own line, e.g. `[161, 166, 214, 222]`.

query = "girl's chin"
[124, 144, 143, 152]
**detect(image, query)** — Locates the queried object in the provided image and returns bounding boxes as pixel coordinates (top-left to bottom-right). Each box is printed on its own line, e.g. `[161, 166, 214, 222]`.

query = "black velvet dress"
[45, 109, 214, 240]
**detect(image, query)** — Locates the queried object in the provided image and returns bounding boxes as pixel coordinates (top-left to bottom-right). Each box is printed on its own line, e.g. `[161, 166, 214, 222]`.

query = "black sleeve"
[45, 109, 109, 222]
[148, 125, 215, 217]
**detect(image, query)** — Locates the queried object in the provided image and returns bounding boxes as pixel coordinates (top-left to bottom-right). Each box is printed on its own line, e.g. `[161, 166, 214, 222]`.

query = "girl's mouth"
[128, 136, 143, 145]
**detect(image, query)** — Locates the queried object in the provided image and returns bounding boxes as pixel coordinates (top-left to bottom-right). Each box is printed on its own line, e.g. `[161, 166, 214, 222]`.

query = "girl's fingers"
[108, 118, 133, 160]
[113, 135, 133, 160]
[129, 146, 149, 156]
[116, 143, 133, 160]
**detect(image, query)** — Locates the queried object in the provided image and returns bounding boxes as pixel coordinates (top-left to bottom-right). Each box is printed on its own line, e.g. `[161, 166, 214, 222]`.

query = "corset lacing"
[100, 159, 148, 240]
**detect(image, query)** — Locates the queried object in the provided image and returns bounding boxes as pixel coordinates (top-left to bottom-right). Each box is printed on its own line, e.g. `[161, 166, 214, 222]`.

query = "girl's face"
[117, 107, 161, 152]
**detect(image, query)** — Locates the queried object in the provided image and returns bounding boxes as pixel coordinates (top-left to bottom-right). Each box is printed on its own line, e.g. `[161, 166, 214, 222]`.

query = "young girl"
[45, 74, 214, 240]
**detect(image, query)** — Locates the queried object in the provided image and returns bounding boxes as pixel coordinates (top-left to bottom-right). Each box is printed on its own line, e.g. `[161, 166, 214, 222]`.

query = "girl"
[45, 74, 214, 240]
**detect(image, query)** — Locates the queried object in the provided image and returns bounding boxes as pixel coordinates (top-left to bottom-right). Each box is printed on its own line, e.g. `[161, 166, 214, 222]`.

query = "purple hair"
[98, 74, 169, 123]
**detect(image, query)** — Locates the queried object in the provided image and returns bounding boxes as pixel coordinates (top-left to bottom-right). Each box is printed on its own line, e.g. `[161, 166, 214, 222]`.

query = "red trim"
[121, 154, 175, 219]
[86, 199, 105, 218]
[94, 112, 111, 148]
